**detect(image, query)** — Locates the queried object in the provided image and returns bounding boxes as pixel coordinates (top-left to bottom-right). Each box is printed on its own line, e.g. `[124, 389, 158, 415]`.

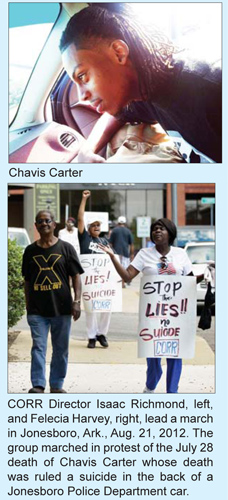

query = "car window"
[9, 3, 60, 122]
[186, 245, 215, 264]
[132, 3, 221, 58]
[8, 231, 30, 248]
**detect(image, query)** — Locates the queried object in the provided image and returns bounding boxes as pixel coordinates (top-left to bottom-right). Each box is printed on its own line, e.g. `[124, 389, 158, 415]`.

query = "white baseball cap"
[118, 216, 126, 224]
[87, 218, 102, 226]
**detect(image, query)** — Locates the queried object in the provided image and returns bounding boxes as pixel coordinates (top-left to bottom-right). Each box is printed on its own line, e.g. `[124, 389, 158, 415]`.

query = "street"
[8, 274, 215, 394]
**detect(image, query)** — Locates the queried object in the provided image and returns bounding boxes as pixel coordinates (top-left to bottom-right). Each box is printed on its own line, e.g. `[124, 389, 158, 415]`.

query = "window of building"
[186, 194, 215, 225]
[59, 187, 165, 249]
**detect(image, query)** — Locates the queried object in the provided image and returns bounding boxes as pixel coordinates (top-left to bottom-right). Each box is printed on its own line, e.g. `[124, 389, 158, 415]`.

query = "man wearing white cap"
[78, 190, 111, 348]
[110, 216, 134, 287]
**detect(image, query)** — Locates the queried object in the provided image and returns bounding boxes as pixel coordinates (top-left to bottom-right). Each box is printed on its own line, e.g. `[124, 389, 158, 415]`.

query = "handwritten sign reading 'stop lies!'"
[138, 275, 197, 359]
[80, 254, 122, 313]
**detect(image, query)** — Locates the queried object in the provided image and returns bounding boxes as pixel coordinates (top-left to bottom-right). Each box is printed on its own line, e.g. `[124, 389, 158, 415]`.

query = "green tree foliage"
[8, 239, 25, 328]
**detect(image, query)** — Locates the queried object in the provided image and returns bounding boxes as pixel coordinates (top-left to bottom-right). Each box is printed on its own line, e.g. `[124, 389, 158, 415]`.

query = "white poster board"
[80, 254, 122, 313]
[138, 275, 197, 358]
[84, 212, 109, 232]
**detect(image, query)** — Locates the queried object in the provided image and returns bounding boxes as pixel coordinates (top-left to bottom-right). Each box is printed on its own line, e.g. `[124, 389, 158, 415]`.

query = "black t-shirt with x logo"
[22, 240, 84, 316]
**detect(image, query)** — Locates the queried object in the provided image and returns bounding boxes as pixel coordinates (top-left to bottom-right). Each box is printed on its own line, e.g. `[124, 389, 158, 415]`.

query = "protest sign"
[138, 275, 196, 358]
[80, 254, 122, 313]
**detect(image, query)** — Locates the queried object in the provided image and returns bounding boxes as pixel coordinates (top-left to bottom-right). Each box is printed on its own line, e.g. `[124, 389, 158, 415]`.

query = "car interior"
[9, 2, 211, 164]
[9, 3, 107, 163]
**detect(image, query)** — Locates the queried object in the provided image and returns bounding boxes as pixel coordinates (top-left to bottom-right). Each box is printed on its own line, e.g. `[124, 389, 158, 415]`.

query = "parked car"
[184, 241, 215, 302]
[8, 228, 31, 249]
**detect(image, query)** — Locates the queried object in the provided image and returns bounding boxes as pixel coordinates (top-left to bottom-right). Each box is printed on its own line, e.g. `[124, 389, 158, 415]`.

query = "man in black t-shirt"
[22, 210, 84, 394]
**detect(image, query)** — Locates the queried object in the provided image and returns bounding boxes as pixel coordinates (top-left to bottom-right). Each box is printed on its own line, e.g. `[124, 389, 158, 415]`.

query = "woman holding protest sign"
[99, 218, 196, 393]
[78, 190, 111, 349]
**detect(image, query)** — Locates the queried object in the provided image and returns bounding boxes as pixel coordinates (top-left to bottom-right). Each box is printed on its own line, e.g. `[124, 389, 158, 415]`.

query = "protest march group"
[22, 191, 213, 395]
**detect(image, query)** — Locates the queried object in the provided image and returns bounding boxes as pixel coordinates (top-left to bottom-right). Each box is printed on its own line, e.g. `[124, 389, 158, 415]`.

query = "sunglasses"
[160, 256, 168, 269]
[36, 218, 53, 224]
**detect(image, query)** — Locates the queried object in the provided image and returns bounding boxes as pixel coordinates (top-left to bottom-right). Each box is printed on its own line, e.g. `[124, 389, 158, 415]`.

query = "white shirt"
[58, 227, 80, 255]
[131, 246, 192, 276]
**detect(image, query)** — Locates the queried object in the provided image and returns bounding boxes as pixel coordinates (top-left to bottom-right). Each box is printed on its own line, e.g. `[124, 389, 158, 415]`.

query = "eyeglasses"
[160, 256, 168, 269]
[36, 218, 53, 224]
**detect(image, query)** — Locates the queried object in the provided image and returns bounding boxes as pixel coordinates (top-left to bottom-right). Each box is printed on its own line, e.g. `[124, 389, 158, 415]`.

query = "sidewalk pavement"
[8, 276, 215, 394]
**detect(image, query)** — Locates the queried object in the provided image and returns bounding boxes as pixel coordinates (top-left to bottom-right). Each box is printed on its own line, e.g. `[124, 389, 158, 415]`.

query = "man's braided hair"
[60, 4, 176, 99]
